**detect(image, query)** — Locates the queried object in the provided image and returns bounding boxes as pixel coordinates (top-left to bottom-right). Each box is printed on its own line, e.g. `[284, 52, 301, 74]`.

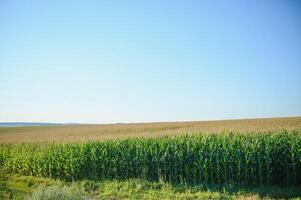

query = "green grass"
[1, 173, 301, 200]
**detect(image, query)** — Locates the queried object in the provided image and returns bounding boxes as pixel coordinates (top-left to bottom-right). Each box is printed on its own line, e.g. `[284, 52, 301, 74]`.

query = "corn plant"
[0, 131, 300, 186]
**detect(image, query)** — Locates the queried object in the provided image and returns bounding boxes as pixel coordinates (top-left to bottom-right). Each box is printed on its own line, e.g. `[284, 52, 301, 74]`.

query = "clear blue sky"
[0, 0, 300, 123]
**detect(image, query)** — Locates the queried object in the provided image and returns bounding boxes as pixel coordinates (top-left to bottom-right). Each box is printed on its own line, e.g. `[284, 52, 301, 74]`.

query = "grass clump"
[25, 185, 84, 200]
[97, 179, 232, 200]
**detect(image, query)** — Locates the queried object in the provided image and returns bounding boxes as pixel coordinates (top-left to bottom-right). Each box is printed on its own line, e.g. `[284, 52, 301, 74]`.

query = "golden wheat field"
[0, 117, 300, 143]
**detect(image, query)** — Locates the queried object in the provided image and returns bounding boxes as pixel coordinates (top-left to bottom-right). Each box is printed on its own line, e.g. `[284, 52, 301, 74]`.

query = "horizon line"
[0, 115, 300, 126]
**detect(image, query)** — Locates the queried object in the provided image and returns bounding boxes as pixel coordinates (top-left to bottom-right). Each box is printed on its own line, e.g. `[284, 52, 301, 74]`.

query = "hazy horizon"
[1, 1, 300, 124]
[1, 115, 301, 125]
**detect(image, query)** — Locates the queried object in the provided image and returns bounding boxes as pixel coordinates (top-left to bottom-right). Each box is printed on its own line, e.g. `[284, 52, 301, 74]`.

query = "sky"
[0, 0, 300, 123]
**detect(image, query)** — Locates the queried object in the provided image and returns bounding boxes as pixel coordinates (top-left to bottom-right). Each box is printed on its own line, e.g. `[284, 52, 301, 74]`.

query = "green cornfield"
[0, 131, 300, 186]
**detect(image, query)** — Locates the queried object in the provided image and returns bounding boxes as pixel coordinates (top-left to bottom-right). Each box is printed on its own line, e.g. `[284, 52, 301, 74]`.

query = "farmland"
[0, 116, 300, 143]
[1, 117, 301, 199]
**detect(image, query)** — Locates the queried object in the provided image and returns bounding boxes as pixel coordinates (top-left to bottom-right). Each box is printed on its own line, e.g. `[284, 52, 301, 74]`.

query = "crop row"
[0, 131, 300, 186]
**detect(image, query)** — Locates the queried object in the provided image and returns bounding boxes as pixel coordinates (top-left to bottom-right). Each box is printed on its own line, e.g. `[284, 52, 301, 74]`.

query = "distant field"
[0, 117, 300, 143]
